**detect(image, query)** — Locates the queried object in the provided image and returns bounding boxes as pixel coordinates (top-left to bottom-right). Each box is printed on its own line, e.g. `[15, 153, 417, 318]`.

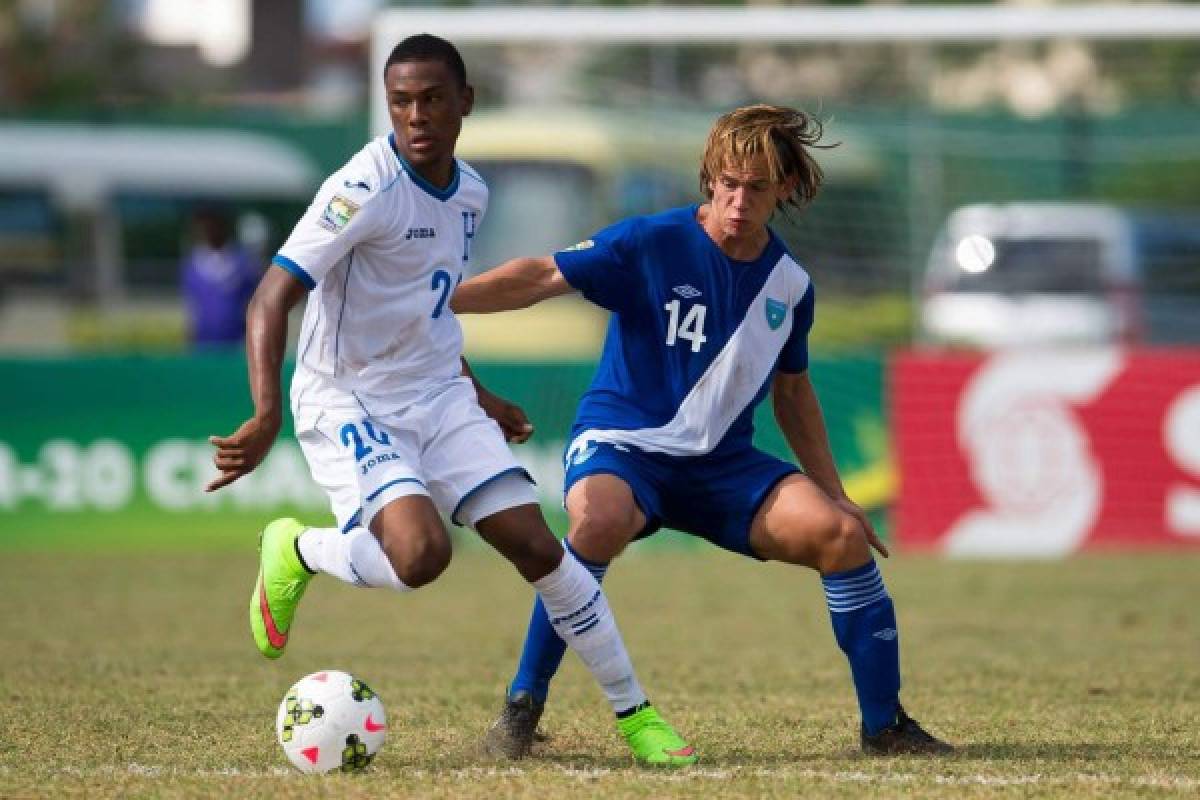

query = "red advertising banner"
[892, 349, 1200, 556]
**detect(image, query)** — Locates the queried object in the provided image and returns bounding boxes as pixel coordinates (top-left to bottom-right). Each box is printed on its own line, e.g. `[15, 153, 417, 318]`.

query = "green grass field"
[1, 543, 1197, 798]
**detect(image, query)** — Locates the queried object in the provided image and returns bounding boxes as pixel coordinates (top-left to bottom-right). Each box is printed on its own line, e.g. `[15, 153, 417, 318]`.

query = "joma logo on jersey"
[405, 227, 436, 240]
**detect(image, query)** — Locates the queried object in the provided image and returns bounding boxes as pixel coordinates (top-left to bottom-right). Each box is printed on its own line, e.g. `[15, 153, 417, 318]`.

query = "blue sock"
[822, 560, 902, 736]
[510, 540, 609, 703]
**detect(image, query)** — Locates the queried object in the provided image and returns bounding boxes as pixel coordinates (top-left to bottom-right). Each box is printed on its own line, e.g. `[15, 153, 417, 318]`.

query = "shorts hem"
[742, 468, 802, 561]
[360, 477, 428, 531]
[450, 466, 534, 526]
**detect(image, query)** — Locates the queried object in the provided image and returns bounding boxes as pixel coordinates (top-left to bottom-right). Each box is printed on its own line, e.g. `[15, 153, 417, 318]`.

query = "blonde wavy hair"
[700, 104, 833, 211]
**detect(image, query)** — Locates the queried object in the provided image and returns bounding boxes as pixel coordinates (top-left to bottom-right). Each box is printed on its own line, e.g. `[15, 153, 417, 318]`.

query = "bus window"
[118, 193, 190, 291]
[116, 194, 301, 293]
[0, 189, 65, 286]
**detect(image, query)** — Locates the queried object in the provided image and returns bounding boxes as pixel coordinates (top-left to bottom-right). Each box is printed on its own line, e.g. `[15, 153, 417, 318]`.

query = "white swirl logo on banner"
[1164, 385, 1200, 538]
[946, 350, 1124, 558]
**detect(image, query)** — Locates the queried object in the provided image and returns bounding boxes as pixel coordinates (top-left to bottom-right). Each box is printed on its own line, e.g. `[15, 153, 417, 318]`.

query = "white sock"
[297, 527, 410, 592]
[533, 549, 646, 713]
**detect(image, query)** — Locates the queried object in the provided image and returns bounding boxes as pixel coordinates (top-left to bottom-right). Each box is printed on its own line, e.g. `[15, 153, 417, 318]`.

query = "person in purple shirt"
[181, 206, 261, 347]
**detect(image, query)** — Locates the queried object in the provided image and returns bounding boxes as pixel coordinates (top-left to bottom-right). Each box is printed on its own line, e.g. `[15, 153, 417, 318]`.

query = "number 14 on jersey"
[664, 299, 707, 353]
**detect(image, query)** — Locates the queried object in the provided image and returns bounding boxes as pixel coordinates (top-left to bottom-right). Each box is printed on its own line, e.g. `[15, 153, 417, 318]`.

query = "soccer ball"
[275, 670, 387, 774]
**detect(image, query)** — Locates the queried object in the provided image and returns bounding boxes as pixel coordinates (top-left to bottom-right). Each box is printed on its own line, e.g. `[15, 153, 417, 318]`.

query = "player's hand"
[476, 388, 535, 444]
[205, 414, 281, 492]
[836, 495, 890, 559]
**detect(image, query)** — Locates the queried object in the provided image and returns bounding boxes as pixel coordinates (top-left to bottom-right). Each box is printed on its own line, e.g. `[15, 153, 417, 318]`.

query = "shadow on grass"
[508, 740, 1149, 770]
[951, 741, 1149, 763]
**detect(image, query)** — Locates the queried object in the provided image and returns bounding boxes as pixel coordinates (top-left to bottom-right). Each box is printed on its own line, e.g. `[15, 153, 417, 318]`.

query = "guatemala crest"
[765, 297, 787, 330]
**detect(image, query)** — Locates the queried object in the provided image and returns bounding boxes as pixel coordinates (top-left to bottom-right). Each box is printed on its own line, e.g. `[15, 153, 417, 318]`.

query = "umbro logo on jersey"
[673, 284, 702, 299]
[405, 227, 436, 240]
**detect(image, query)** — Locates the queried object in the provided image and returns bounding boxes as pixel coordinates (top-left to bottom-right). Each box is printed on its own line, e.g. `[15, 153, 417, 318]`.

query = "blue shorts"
[563, 442, 799, 559]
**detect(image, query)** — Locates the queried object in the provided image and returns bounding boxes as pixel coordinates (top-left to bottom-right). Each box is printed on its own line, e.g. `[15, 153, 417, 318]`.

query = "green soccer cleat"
[616, 704, 698, 767]
[249, 518, 313, 659]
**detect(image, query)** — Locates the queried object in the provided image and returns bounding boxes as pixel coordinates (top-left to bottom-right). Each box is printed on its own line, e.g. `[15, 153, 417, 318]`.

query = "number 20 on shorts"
[339, 420, 391, 462]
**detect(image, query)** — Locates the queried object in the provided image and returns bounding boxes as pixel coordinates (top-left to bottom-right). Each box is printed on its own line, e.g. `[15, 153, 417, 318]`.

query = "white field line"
[5, 764, 1199, 789]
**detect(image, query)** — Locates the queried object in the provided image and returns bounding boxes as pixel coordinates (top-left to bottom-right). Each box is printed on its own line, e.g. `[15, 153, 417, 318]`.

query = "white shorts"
[295, 377, 537, 532]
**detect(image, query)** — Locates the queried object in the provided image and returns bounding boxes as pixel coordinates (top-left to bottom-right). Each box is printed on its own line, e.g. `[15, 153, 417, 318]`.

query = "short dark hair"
[383, 34, 467, 87]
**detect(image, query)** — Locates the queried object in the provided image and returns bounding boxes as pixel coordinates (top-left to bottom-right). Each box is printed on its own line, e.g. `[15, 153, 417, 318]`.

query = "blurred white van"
[920, 203, 1200, 348]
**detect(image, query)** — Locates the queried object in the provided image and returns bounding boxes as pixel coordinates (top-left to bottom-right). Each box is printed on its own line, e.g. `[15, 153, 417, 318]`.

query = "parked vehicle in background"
[0, 123, 319, 351]
[920, 203, 1200, 348]
[0, 123, 318, 303]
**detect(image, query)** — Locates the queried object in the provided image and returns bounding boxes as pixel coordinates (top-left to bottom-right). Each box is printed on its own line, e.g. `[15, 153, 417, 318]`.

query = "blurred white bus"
[0, 123, 318, 303]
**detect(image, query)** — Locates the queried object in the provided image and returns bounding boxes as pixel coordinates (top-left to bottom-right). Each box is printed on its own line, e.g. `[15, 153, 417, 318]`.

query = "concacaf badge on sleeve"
[319, 194, 360, 234]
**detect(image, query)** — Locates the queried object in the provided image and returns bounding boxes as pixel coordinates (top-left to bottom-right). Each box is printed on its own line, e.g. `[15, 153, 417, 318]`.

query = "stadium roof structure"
[0, 124, 319, 209]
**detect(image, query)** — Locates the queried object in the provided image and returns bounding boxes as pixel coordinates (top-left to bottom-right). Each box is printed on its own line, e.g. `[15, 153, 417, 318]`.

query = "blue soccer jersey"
[555, 204, 815, 461]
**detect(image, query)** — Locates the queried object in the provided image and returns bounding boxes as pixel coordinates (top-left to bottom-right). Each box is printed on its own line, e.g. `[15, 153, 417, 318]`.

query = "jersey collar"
[689, 203, 783, 269]
[389, 133, 460, 201]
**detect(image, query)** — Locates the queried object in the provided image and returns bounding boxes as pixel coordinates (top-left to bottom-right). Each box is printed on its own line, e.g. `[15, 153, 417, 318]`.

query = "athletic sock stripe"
[823, 563, 889, 613]
[826, 586, 891, 613]
[821, 570, 884, 591]
[824, 583, 886, 603]
[571, 613, 599, 633]
[573, 617, 600, 636]
[823, 575, 884, 595]
[824, 579, 885, 600]
[824, 582, 887, 604]
[548, 589, 602, 626]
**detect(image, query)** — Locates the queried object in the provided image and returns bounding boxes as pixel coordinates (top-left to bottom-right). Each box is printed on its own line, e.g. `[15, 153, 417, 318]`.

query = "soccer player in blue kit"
[451, 104, 953, 759]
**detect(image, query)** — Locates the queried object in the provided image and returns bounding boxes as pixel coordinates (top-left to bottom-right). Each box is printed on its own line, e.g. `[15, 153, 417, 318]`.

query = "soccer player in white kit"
[205, 34, 696, 766]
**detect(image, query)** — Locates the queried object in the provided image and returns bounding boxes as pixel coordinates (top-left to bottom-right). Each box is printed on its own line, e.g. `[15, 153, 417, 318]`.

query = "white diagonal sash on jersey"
[567, 255, 809, 461]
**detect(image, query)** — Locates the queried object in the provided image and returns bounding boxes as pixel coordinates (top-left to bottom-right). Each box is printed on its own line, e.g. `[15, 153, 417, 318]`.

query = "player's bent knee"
[570, 520, 634, 562]
[817, 513, 870, 573]
[382, 530, 452, 589]
[570, 504, 639, 555]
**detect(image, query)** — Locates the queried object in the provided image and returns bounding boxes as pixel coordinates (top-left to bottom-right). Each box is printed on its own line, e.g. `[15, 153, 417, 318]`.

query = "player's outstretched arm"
[450, 256, 573, 314]
[206, 266, 308, 492]
[772, 371, 889, 558]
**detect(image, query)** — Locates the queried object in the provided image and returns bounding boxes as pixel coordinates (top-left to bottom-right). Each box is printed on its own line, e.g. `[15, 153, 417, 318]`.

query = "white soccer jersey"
[274, 133, 487, 416]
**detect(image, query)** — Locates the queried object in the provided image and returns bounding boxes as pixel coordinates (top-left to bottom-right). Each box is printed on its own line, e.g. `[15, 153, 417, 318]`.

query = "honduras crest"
[765, 297, 787, 330]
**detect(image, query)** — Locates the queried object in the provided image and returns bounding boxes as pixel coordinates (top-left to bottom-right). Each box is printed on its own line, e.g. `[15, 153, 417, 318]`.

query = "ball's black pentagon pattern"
[350, 679, 376, 702]
[280, 689, 325, 743]
[340, 733, 374, 771]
